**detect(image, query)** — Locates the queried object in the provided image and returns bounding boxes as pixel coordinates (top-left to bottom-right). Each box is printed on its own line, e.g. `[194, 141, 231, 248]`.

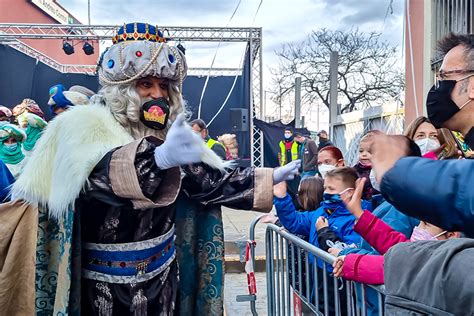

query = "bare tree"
[271, 29, 404, 113]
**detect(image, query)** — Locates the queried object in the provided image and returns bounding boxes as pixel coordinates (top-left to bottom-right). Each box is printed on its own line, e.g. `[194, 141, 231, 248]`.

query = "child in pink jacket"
[332, 178, 460, 285]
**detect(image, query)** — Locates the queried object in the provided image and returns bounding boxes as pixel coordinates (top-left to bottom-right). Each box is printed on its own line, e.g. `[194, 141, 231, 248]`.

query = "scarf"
[0, 143, 24, 165]
[23, 125, 43, 151]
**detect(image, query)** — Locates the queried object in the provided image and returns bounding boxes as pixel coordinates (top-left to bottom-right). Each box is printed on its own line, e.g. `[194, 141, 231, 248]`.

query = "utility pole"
[279, 85, 282, 120]
[88, 0, 91, 25]
[317, 103, 320, 131]
[329, 51, 339, 138]
[294, 77, 302, 128]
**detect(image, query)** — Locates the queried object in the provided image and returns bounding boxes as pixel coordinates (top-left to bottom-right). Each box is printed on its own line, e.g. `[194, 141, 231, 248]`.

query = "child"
[353, 134, 379, 201]
[274, 167, 370, 315]
[332, 178, 460, 284]
[273, 167, 371, 270]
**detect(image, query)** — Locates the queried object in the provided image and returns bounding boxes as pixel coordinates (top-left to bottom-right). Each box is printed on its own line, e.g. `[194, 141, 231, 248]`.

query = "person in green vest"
[279, 127, 299, 166]
[190, 118, 227, 160]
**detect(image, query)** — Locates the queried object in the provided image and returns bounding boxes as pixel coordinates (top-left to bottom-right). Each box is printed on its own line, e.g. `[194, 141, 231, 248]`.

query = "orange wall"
[0, 0, 98, 65]
[404, 0, 426, 126]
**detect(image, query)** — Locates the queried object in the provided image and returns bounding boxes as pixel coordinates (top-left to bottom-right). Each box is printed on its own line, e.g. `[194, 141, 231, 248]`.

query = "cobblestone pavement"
[224, 272, 268, 316]
[223, 207, 274, 315]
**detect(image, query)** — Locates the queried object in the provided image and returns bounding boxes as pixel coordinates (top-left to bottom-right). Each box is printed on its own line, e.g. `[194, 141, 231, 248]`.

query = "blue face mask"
[323, 193, 343, 204]
[323, 188, 353, 204]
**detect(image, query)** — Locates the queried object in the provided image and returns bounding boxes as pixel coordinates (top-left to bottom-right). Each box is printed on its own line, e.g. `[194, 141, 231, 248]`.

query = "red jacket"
[341, 211, 410, 284]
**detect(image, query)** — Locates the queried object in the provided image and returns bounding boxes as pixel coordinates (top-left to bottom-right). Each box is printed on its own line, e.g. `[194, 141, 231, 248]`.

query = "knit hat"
[48, 84, 90, 114]
[97, 22, 187, 90]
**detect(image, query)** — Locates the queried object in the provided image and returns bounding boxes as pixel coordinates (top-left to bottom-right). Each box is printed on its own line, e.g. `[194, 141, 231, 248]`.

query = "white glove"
[273, 160, 301, 184]
[154, 114, 204, 169]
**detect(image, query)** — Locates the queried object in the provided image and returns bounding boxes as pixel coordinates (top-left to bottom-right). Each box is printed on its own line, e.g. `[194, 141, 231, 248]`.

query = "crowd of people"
[270, 32, 474, 315]
[0, 22, 472, 316]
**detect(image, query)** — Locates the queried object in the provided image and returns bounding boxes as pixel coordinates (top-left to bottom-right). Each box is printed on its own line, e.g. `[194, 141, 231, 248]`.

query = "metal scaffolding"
[0, 23, 264, 166]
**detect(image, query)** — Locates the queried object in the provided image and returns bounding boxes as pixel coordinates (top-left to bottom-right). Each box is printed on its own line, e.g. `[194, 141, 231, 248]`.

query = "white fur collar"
[11, 104, 133, 219]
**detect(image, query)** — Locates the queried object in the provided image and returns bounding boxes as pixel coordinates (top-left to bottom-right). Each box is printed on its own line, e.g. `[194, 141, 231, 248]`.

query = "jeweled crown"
[112, 22, 167, 44]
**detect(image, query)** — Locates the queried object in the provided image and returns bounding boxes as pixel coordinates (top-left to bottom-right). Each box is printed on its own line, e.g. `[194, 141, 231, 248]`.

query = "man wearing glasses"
[369, 33, 474, 236]
[428, 33, 474, 147]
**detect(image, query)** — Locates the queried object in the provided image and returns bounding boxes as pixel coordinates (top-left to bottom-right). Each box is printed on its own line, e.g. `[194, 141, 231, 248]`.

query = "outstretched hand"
[341, 178, 365, 219]
[368, 133, 408, 182]
[273, 160, 301, 184]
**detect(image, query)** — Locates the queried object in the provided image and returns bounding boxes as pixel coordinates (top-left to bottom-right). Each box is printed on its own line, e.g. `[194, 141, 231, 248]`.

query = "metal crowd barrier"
[237, 216, 386, 316]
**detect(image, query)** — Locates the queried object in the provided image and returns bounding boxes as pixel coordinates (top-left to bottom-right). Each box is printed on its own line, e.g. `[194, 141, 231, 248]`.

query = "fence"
[333, 105, 405, 166]
[238, 215, 385, 316]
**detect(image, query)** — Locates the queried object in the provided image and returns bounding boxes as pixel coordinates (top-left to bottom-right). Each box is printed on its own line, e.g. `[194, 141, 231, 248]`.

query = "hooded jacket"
[384, 238, 474, 315]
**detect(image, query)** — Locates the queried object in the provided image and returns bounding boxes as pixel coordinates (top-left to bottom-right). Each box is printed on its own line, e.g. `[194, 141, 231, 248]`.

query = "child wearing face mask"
[273, 167, 371, 271]
[274, 167, 370, 315]
[332, 178, 460, 285]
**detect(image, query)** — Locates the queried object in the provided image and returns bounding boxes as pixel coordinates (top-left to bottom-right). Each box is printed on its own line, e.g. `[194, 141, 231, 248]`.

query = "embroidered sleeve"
[108, 137, 181, 209]
[181, 164, 273, 212]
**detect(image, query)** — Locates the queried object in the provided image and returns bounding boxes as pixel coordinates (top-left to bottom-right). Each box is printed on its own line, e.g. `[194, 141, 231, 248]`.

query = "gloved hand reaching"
[273, 159, 301, 184]
[154, 113, 204, 169]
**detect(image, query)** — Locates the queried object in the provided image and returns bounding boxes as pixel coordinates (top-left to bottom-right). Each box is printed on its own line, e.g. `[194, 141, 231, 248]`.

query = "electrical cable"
[206, 0, 264, 127]
[197, 0, 243, 119]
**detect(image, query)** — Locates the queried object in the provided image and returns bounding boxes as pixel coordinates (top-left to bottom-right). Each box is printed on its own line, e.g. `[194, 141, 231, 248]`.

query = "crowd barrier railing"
[237, 216, 386, 316]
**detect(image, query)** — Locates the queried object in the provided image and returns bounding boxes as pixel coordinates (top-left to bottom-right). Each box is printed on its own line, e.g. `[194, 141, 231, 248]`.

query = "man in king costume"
[4, 22, 300, 315]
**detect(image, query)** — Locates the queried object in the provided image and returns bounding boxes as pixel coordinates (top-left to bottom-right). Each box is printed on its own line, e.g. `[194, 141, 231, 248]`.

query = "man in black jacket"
[317, 130, 333, 150]
[294, 132, 318, 178]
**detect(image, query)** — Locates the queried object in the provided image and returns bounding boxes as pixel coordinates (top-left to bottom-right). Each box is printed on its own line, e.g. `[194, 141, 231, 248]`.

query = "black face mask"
[426, 81, 460, 128]
[140, 98, 170, 130]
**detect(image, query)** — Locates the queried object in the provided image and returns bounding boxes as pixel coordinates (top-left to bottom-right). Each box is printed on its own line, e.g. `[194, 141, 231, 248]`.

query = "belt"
[82, 226, 175, 283]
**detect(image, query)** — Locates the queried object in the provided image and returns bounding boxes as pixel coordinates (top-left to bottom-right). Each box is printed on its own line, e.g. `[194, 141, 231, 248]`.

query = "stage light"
[177, 43, 186, 55]
[83, 42, 94, 55]
[63, 42, 74, 55]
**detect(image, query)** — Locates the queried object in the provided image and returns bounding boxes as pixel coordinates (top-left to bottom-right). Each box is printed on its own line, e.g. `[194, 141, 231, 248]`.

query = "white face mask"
[415, 138, 440, 155]
[318, 164, 337, 179]
[369, 169, 380, 191]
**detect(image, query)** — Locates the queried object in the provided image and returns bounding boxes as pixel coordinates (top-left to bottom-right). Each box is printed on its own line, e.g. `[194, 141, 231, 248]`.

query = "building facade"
[0, 0, 99, 65]
[404, 0, 473, 125]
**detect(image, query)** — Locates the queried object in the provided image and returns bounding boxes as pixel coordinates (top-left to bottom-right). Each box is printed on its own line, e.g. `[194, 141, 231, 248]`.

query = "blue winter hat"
[48, 84, 73, 112]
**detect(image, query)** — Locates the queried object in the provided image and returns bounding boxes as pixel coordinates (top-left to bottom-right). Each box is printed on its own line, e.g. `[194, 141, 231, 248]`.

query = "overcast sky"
[60, 0, 405, 130]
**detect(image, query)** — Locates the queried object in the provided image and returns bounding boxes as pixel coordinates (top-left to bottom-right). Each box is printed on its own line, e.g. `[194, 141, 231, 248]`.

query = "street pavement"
[223, 206, 274, 315]
[224, 272, 268, 316]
